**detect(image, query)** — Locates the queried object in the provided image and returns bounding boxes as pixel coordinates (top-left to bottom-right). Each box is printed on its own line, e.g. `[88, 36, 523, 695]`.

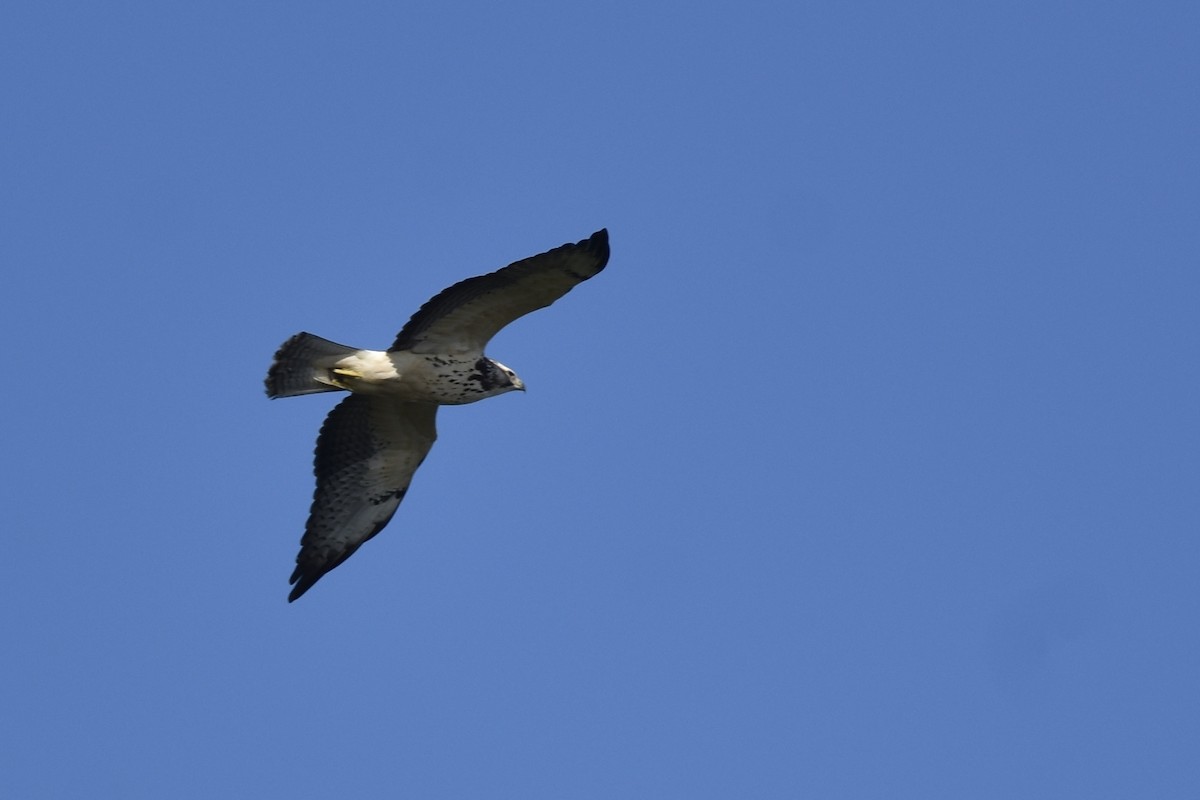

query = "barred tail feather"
[265, 332, 359, 398]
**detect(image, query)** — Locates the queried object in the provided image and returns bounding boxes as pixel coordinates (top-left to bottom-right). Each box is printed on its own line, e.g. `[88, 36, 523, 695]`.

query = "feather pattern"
[288, 395, 437, 601]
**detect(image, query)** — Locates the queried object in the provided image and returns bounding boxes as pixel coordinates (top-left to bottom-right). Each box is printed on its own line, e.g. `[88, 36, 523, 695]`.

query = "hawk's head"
[468, 357, 525, 397]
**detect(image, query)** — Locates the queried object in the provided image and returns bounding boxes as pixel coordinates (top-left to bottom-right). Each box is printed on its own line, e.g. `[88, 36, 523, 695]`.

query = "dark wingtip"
[287, 566, 317, 602]
[287, 579, 311, 603]
[586, 228, 610, 266]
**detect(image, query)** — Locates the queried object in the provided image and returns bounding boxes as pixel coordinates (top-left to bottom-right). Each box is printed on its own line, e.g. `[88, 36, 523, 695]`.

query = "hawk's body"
[266, 229, 609, 601]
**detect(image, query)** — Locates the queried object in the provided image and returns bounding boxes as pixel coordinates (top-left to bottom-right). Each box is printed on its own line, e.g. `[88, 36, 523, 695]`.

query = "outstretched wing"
[288, 394, 438, 602]
[390, 228, 610, 355]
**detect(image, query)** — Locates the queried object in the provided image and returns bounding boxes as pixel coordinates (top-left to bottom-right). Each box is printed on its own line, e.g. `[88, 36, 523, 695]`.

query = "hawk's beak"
[513, 377, 526, 392]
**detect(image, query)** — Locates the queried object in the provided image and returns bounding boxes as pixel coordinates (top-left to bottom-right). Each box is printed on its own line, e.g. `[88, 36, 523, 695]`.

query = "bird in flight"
[266, 229, 610, 601]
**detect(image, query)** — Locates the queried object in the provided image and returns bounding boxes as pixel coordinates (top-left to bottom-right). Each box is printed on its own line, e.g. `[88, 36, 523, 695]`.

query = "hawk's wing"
[288, 394, 438, 602]
[390, 228, 609, 355]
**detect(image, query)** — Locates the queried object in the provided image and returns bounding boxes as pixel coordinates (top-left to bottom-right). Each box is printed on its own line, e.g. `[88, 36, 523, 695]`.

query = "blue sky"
[3, 1, 1198, 797]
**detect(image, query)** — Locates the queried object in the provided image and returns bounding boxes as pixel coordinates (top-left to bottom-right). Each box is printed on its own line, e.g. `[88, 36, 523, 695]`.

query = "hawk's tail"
[265, 332, 359, 398]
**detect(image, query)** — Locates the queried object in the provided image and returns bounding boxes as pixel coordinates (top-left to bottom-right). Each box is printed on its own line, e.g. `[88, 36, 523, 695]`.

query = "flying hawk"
[266, 229, 610, 601]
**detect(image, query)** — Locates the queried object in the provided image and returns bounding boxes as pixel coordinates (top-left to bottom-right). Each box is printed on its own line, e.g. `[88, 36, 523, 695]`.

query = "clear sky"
[2, 2, 1197, 797]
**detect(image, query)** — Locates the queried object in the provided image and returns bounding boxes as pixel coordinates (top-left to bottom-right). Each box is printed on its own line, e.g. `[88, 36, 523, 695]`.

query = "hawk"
[266, 229, 610, 601]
